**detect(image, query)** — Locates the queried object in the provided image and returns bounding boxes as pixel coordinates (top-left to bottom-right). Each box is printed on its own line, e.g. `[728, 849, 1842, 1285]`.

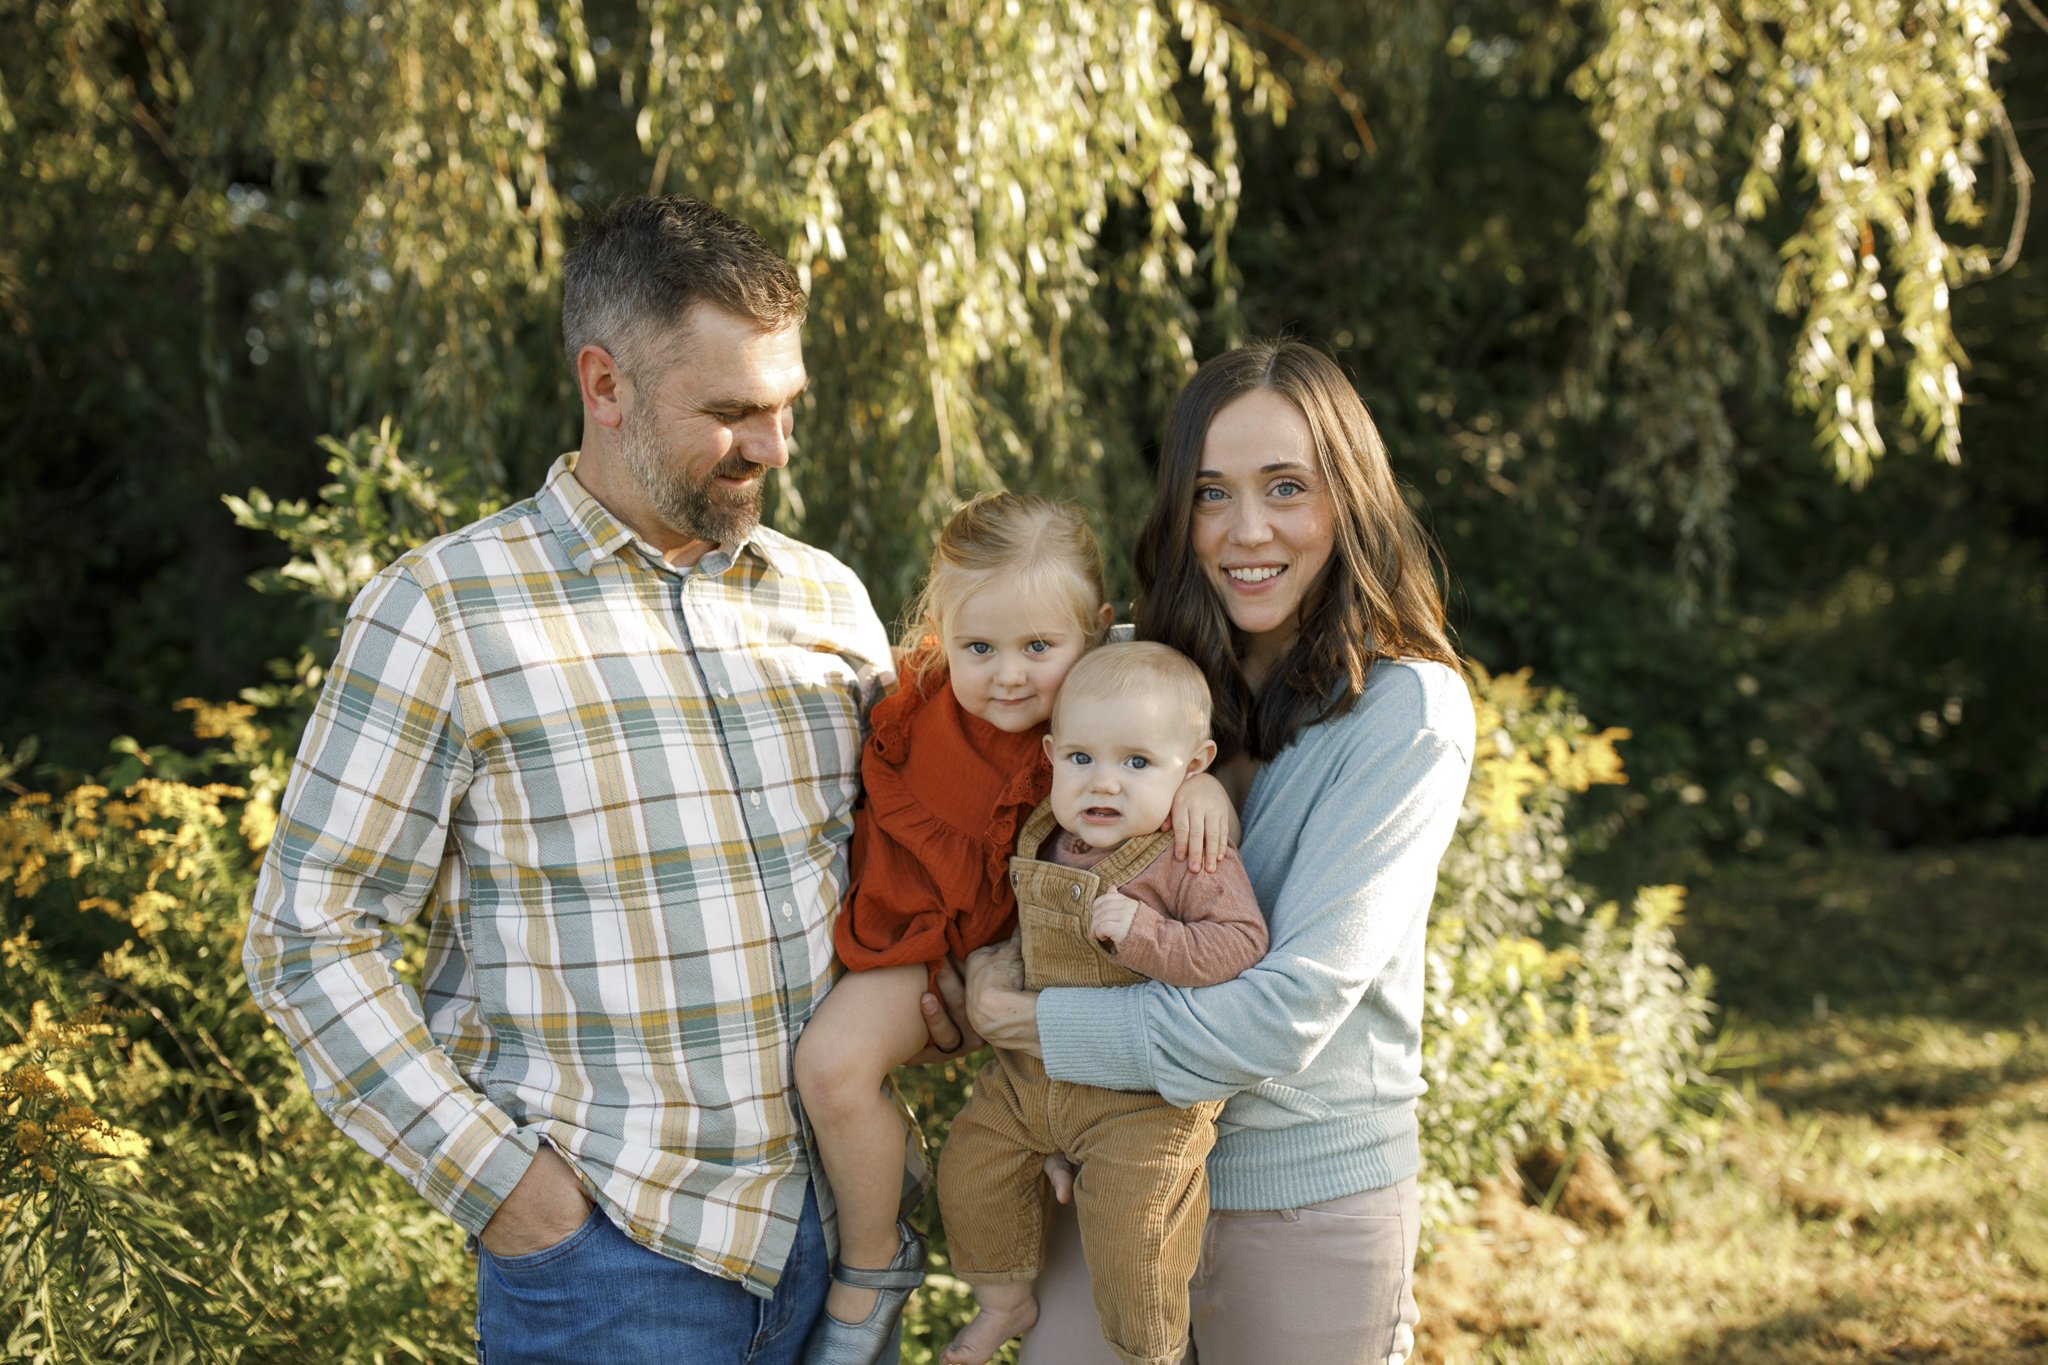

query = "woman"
[963, 340, 1475, 1364]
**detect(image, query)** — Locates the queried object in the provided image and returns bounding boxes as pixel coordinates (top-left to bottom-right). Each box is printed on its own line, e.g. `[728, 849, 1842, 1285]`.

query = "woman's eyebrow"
[1195, 461, 1315, 478]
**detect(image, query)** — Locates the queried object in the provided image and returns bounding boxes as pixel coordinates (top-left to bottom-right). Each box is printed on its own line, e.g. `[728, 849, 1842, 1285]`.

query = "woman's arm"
[1036, 687, 1474, 1106]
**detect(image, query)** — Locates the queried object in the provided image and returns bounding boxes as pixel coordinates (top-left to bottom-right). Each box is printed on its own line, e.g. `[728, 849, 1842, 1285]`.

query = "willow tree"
[0, 0, 2027, 750]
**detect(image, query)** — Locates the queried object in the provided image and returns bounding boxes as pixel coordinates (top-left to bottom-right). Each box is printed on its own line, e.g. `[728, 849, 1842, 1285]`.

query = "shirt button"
[749, 791, 762, 808]
[718, 686, 732, 700]
[780, 901, 794, 919]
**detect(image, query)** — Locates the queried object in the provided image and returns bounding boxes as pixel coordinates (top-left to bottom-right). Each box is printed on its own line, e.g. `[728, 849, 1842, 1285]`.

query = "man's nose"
[740, 412, 791, 468]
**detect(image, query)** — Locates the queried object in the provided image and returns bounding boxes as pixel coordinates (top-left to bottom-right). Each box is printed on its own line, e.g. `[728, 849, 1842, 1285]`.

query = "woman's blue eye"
[1272, 479, 1305, 497]
[1195, 486, 1225, 503]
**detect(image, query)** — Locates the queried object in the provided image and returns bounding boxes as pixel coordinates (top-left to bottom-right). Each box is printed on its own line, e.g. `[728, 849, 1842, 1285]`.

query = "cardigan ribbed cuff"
[1036, 984, 1159, 1096]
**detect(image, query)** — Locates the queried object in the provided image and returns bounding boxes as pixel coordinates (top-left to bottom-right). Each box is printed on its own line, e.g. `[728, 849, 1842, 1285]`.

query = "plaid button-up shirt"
[245, 453, 891, 1295]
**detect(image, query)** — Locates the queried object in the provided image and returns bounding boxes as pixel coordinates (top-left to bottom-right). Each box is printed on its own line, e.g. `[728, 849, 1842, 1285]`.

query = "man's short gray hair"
[561, 195, 807, 378]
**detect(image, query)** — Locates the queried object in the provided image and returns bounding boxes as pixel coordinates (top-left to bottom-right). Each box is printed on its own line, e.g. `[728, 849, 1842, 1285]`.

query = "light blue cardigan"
[1036, 657, 1475, 1210]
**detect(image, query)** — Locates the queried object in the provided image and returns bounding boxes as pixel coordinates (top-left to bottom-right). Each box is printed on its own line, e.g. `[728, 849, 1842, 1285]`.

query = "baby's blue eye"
[1069, 753, 1093, 766]
[1125, 756, 1150, 770]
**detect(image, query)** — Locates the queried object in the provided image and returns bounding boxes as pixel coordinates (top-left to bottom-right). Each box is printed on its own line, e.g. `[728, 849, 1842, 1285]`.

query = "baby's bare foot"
[941, 1294, 1039, 1365]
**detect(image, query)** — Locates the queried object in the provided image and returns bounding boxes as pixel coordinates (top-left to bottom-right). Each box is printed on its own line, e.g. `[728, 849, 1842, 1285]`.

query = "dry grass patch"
[1415, 837, 2048, 1363]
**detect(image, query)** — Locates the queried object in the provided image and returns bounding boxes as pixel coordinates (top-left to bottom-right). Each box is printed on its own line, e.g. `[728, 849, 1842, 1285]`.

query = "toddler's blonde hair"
[901, 491, 1110, 685]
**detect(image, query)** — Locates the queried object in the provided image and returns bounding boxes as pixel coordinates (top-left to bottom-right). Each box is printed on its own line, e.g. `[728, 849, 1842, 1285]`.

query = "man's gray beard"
[620, 415, 765, 547]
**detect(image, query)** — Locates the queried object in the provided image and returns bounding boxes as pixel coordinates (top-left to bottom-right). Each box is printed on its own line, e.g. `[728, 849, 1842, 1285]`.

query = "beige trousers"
[1014, 1177, 1423, 1365]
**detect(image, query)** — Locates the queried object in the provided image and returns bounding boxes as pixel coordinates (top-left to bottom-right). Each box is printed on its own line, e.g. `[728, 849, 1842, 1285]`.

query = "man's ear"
[576, 344, 629, 429]
[1185, 737, 1218, 777]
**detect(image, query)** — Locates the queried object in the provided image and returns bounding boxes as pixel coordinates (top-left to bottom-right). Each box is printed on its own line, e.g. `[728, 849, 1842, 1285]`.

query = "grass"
[1415, 837, 2048, 1363]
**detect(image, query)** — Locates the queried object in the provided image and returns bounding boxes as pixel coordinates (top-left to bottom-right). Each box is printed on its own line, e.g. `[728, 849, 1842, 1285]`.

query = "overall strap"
[1088, 828, 1174, 888]
[1015, 800, 1061, 859]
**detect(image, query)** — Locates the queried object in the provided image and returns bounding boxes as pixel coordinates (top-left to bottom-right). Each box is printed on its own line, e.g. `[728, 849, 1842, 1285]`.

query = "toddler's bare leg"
[944, 1280, 1040, 1365]
[793, 964, 934, 1323]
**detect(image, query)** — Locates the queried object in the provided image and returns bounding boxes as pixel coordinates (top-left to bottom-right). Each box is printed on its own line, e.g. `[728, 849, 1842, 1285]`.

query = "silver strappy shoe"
[799, 1220, 926, 1365]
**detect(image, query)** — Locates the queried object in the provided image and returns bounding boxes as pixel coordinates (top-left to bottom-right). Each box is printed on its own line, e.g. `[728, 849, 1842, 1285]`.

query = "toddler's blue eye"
[1026, 640, 1050, 654]
[965, 642, 992, 655]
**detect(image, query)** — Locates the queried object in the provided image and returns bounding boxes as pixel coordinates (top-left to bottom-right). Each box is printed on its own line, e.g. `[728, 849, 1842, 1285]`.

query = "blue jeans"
[476, 1182, 880, 1364]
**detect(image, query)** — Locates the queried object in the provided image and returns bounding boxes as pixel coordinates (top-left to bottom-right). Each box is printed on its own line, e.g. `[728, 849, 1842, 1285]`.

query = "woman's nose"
[1228, 503, 1270, 546]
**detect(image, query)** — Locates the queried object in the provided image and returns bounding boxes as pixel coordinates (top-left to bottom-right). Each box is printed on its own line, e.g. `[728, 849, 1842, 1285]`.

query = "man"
[245, 196, 963, 1363]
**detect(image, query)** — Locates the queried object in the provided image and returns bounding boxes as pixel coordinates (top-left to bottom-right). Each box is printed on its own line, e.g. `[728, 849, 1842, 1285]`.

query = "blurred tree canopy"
[3, 0, 2043, 855]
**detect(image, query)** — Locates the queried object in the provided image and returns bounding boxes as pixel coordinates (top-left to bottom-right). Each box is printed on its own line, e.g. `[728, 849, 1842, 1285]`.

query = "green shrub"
[1422, 663, 1716, 1229]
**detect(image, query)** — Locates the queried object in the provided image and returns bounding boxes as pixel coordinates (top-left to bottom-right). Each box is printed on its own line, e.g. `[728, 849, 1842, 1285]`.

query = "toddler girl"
[795, 493, 1231, 1364]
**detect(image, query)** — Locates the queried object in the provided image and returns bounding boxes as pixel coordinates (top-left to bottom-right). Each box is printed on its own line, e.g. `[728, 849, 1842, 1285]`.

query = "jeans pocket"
[483, 1204, 606, 1273]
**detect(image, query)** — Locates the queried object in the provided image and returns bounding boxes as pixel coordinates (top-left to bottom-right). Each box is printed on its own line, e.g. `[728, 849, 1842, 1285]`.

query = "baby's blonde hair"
[901, 491, 1110, 685]
[1050, 641, 1213, 741]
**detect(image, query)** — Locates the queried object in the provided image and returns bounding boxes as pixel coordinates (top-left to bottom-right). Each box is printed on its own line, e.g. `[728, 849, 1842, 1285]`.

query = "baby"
[937, 642, 1269, 1365]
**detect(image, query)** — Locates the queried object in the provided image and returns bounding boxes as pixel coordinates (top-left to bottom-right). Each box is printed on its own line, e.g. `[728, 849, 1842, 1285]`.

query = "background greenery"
[3, 0, 2043, 1359]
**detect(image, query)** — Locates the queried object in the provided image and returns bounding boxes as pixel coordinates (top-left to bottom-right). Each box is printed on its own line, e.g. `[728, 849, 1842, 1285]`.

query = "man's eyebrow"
[703, 377, 810, 414]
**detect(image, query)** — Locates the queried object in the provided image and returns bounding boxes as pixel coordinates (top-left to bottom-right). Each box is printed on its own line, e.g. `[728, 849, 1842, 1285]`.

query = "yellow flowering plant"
[2, 693, 476, 1360]
[1420, 664, 1716, 1232]
[0, 995, 230, 1361]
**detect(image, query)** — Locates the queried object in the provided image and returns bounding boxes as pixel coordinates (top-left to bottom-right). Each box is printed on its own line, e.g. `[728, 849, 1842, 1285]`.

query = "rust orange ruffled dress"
[834, 666, 1051, 989]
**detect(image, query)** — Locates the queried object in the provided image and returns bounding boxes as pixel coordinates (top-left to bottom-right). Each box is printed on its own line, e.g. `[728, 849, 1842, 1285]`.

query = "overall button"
[1068, 885, 1081, 901]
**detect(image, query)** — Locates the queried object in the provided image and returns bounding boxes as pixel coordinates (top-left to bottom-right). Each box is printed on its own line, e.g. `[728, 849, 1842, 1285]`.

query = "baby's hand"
[1090, 891, 1141, 951]
[1167, 771, 1239, 873]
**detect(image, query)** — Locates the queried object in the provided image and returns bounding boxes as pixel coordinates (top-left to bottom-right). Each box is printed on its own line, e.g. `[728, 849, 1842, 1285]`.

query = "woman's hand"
[963, 938, 1043, 1057]
[1167, 770, 1240, 873]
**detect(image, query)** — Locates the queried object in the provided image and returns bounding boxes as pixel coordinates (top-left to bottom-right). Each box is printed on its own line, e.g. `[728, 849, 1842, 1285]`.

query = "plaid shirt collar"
[536, 451, 790, 580]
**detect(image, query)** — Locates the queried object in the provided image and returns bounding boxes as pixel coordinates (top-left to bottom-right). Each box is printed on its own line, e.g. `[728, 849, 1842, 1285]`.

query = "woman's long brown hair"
[1134, 341, 1456, 762]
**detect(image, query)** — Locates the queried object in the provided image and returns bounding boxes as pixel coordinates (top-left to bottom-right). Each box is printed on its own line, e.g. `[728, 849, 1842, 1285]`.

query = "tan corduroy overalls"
[937, 803, 1226, 1365]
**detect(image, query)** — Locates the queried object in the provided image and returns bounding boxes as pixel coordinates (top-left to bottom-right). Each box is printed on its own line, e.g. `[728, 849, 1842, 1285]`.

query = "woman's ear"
[1097, 602, 1115, 631]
